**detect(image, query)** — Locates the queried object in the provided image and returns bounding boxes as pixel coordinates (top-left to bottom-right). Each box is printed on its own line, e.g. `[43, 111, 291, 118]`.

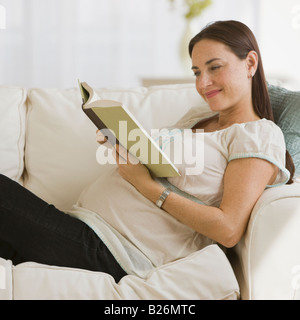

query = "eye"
[193, 71, 201, 77]
[210, 65, 221, 71]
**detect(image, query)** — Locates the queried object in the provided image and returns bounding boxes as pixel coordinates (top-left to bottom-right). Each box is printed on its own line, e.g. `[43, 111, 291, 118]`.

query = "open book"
[78, 81, 180, 177]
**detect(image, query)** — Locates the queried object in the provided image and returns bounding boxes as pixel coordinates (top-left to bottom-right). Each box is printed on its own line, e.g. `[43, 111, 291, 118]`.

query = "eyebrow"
[191, 58, 222, 70]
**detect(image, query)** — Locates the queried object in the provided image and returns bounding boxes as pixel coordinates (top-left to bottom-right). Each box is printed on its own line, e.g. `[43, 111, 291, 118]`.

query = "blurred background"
[0, 0, 299, 89]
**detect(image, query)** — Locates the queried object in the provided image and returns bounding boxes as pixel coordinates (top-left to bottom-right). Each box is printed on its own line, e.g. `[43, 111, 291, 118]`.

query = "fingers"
[96, 129, 108, 144]
[113, 144, 127, 164]
[96, 129, 140, 166]
[114, 144, 139, 165]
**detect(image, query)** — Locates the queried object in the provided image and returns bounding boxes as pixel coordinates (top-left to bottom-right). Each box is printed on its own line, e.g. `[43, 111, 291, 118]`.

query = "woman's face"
[191, 39, 255, 113]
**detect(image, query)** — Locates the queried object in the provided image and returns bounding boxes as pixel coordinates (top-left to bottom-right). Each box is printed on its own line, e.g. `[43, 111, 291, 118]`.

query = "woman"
[0, 20, 295, 282]
[106, 20, 294, 247]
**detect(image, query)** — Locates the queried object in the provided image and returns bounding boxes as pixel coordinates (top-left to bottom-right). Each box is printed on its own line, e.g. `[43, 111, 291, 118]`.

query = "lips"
[205, 89, 222, 99]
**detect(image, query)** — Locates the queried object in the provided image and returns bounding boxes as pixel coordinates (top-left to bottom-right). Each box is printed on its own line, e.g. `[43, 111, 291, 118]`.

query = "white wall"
[0, 0, 299, 89]
[257, 0, 300, 89]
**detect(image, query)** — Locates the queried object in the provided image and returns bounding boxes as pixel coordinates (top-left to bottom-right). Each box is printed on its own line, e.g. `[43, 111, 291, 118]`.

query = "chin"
[208, 103, 224, 112]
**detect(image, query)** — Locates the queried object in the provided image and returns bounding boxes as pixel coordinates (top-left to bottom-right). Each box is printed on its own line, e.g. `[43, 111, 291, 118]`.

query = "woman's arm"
[114, 143, 278, 248]
[159, 157, 277, 248]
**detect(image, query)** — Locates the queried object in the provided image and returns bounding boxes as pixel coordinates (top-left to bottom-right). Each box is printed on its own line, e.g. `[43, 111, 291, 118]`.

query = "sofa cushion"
[0, 86, 26, 182]
[269, 84, 300, 177]
[24, 84, 206, 211]
[11, 244, 239, 300]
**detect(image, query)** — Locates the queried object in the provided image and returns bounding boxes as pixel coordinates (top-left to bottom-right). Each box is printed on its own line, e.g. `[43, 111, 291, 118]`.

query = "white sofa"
[0, 83, 299, 300]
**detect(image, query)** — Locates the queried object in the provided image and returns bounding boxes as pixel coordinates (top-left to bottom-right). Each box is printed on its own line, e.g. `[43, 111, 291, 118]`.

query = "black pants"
[0, 174, 126, 282]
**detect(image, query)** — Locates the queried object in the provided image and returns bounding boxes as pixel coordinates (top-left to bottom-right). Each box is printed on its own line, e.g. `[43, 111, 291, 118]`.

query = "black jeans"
[0, 174, 126, 282]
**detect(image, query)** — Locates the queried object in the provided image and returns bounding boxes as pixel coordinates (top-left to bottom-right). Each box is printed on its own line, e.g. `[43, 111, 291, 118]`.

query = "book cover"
[79, 81, 180, 178]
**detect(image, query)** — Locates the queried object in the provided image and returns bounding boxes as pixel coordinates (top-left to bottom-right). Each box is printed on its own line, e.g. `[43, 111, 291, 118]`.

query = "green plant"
[169, 0, 212, 20]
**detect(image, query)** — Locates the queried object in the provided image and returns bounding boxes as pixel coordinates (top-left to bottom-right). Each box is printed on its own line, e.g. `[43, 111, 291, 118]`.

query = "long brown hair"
[189, 20, 295, 184]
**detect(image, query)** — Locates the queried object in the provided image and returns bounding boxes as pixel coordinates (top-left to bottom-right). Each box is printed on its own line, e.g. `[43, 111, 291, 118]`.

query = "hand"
[96, 130, 108, 145]
[113, 144, 153, 190]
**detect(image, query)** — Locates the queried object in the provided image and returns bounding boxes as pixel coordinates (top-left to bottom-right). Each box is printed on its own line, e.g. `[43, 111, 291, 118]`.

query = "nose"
[196, 72, 213, 92]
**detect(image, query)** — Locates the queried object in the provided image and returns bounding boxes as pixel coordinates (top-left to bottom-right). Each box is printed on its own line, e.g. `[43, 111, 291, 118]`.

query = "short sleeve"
[225, 119, 290, 187]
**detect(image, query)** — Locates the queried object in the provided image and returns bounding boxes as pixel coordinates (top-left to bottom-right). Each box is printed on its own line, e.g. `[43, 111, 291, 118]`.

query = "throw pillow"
[268, 84, 300, 177]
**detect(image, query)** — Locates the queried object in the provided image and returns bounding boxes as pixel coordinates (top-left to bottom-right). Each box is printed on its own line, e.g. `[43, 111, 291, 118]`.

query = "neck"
[216, 90, 260, 128]
[217, 106, 260, 128]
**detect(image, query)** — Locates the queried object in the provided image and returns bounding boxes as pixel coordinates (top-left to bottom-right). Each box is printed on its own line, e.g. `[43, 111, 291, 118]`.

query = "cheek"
[231, 62, 249, 84]
[223, 67, 249, 95]
[195, 79, 205, 99]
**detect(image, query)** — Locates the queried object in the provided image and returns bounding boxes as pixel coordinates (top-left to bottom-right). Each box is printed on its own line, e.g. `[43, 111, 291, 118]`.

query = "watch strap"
[155, 188, 170, 208]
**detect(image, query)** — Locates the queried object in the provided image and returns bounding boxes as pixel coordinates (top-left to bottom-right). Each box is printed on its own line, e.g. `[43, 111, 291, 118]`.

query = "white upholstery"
[0, 86, 26, 183]
[24, 85, 207, 212]
[233, 181, 300, 299]
[4, 245, 238, 300]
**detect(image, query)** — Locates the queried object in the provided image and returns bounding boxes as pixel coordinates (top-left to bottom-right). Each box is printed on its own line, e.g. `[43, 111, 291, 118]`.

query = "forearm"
[114, 147, 271, 248]
[135, 179, 234, 246]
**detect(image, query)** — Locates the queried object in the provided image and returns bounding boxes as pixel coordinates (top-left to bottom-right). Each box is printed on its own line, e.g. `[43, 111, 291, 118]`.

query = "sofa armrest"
[232, 181, 300, 300]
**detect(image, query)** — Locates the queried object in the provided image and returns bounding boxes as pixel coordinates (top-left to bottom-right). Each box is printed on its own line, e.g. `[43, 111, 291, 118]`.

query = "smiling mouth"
[205, 90, 222, 99]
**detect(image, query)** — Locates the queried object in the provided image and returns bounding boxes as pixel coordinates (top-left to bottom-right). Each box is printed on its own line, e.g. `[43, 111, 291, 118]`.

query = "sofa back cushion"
[0, 86, 26, 183]
[24, 84, 206, 211]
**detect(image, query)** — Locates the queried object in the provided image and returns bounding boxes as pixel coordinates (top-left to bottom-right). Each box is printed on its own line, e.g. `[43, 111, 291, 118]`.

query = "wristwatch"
[155, 188, 171, 208]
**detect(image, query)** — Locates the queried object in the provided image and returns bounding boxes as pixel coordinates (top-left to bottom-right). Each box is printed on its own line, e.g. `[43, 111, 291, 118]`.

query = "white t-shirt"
[165, 111, 289, 207]
[69, 110, 289, 277]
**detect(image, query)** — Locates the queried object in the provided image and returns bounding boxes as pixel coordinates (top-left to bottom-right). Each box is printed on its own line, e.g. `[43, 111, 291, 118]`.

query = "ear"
[246, 50, 258, 78]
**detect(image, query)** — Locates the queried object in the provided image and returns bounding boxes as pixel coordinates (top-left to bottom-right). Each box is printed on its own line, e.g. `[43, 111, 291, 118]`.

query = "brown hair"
[189, 20, 295, 184]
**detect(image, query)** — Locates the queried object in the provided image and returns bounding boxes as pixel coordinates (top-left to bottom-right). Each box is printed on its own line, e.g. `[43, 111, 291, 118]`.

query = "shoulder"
[224, 119, 289, 186]
[225, 118, 285, 145]
[233, 118, 281, 132]
[225, 118, 286, 153]
[246, 118, 283, 134]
